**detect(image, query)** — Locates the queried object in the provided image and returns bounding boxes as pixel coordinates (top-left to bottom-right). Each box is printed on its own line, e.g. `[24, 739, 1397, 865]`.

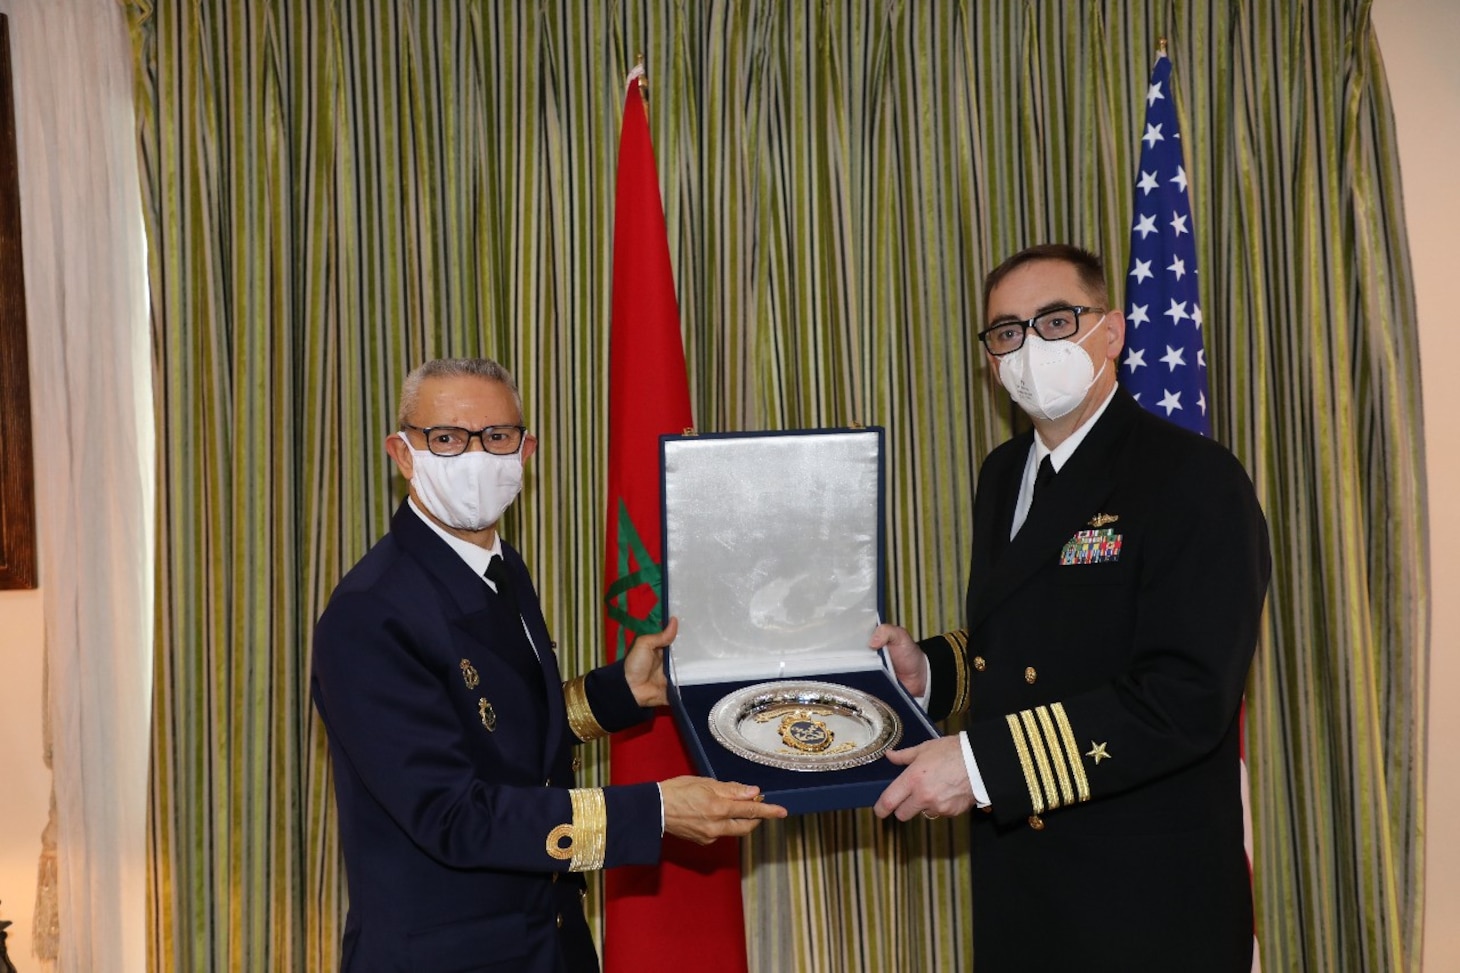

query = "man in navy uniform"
[312, 358, 784, 971]
[872, 245, 1270, 971]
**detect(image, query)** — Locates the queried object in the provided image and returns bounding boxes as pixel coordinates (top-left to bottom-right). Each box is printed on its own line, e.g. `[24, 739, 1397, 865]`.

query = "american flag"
[1124, 47, 1260, 971]
[1120, 47, 1211, 438]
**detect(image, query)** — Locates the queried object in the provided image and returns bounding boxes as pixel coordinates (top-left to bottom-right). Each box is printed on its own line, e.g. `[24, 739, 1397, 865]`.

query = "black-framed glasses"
[402, 423, 528, 456]
[978, 305, 1105, 357]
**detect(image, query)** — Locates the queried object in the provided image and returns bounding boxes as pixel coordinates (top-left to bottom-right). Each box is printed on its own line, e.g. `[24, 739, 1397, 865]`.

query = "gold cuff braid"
[564, 676, 610, 742]
[567, 787, 607, 872]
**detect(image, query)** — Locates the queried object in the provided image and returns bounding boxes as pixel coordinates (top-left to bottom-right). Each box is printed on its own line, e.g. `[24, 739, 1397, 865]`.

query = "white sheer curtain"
[2, 0, 153, 969]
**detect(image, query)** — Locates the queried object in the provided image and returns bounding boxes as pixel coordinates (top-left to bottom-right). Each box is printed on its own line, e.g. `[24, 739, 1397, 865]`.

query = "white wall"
[0, 588, 48, 966]
[1371, 2, 1460, 969]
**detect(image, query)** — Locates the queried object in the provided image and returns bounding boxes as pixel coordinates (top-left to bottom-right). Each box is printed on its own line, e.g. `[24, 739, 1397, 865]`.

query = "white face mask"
[399, 432, 524, 531]
[997, 315, 1108, 422]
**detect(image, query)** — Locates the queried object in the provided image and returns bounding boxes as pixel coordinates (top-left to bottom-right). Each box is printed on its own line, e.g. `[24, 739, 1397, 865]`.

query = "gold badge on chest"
[460, 658, 480, 689]
[478, 697, 497, 732]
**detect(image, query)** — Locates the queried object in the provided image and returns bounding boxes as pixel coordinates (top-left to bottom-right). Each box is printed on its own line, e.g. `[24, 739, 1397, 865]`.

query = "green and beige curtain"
[130, 1, 1426, 970]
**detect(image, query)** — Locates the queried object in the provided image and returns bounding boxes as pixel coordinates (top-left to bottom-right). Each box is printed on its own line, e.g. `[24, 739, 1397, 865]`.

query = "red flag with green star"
[602, 64, 748, 971]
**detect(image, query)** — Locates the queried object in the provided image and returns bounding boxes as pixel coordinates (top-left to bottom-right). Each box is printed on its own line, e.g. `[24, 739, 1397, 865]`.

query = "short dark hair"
[397, 358, 522, 427]
[982, 244, 1109, 314]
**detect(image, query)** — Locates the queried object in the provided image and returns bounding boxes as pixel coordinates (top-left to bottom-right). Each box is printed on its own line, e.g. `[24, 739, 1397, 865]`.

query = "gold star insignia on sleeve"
[1085, 741, 1111, 765]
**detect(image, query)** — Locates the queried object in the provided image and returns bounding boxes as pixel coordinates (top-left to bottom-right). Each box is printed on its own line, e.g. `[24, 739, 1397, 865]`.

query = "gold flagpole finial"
[628, 53, 648, 102]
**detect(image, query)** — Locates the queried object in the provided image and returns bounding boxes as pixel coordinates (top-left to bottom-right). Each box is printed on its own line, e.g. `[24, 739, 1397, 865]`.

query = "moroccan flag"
[602, 64, 748, 972]
[1122, 44, 1259, 970]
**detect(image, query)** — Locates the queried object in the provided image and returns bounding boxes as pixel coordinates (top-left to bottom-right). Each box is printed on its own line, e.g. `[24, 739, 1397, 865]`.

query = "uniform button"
[556, 913, 564, 929]
[1024, 666, 1037, 684]
[973, 656, 986, 672]
[545, 778, 552, 787]
[1028, 814, 1045, 830]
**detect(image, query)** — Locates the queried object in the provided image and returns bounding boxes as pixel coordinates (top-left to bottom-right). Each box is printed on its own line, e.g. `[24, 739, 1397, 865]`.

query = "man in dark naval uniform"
[871, 245, 1270, 972]
[312, 358, 784, 972]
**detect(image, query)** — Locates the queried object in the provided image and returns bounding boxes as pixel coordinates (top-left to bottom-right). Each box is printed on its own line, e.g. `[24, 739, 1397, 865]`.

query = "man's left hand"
[624, 616, 678, 708]
[872, 736, 976, 821]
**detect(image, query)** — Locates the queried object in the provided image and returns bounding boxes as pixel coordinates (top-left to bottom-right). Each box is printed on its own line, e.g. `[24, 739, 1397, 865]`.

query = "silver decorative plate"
[707, 680, 903, 772]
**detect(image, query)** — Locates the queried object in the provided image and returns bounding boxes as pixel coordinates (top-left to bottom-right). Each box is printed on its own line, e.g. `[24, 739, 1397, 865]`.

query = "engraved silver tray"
[706, 680, 903, 772]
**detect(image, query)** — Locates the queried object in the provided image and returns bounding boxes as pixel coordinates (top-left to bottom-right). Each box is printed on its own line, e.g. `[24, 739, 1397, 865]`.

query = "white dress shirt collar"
[407, 496, 503, 588]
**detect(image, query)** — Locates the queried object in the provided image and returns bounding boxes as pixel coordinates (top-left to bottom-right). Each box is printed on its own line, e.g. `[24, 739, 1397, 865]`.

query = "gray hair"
[396, 358, 522, 427]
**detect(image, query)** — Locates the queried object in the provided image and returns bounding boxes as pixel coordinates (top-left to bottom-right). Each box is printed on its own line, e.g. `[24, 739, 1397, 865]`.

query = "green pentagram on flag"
[604, 499, 663, 660]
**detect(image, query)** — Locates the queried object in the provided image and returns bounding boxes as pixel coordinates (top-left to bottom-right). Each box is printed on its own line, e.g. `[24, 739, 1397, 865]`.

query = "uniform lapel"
[393, 503, 554, 753]
[969, 393, 1139, 630]
[502, 546, 568, 775]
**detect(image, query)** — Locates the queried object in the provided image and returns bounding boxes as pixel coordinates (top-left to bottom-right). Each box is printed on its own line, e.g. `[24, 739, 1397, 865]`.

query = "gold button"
[556, 913, 564, 929]
[973, 656, 986, 672]
[1024, 666, 1037, 684]
[1028, 814, 1045, 830]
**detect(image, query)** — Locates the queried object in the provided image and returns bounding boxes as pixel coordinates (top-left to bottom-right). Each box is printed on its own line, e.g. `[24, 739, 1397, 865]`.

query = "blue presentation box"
[660, 427, 940, 815]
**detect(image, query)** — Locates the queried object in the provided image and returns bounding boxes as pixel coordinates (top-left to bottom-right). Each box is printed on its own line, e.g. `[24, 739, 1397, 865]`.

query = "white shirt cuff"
[960, 732, 991, 808]
[657, 782, 665, 836]
[914, 656, 933, 709]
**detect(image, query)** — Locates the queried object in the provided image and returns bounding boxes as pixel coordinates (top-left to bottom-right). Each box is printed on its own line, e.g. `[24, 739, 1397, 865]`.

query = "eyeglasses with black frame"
[978, 305, 1105, 357]
[401, 423, 529, 456]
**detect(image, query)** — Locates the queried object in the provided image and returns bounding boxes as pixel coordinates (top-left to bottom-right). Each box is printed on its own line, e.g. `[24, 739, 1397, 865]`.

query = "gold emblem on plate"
[460, 659, 480, 689]
[479, 698, 497, 731]
[777, 712, 834, 753]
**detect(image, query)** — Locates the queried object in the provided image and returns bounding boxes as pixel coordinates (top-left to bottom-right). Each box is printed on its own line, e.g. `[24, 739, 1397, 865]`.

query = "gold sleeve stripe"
[945, 630, 971, 714]
[563, 675, 609, 742]
[1034, 706, 1075, 807]
[1018, 709, 1060, 811]
[1005, 713, 1045, 814]
[567, 787, 607, 872]
[1051, 703, 1091, 803]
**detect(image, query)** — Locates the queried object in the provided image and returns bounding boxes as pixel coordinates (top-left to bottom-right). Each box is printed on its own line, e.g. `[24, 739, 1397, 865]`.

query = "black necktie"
[1033, 455, 1056, 505]
[485, 554, 516, 605]
[484, 555, 545, 690]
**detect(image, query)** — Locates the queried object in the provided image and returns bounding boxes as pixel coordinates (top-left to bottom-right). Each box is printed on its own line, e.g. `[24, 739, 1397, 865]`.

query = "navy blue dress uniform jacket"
[919, 391, 1271, 972]
[312, 501, 662, 972]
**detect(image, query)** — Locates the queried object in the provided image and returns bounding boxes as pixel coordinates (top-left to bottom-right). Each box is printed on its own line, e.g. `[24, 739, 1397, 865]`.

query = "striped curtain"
[129, 1, 1426, 970]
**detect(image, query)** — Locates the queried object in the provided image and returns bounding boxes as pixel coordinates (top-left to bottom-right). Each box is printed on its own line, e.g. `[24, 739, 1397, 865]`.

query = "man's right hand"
[869, 623, 926, 697]
[660, 777, 787, 844]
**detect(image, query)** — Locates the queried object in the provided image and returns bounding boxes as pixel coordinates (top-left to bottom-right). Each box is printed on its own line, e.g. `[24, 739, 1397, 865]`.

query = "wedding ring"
[920, 810, 940, 820]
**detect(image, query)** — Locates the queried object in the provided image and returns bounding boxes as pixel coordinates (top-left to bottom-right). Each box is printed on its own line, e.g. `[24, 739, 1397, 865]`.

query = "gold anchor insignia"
[460, 659, 480, 689]
[478, 698, 497, 732]
[1088, 513, 1119, 528]
[1085, 741, 1111, 765]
